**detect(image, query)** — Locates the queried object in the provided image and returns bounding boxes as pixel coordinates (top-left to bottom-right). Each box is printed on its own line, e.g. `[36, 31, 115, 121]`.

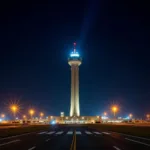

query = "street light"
[146, 114, 150, 120]
[111, 106, 118, 117]
[40, 112, 44, 118]
[23, 115, 26, 119]
[1, 114, 5, 118]
[29, 109, 35, 119]
[104, 112, 107, 116]
[10, 105, 18, 119]
[129, 114, 133, 118]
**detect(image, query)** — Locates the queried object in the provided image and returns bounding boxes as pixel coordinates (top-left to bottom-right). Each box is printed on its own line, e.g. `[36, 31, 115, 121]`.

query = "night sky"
[0, 1, 150, 118]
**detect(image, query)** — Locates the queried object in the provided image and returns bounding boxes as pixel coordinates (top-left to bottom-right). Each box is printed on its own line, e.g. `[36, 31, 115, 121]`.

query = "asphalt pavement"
[0, 125, 150, 150]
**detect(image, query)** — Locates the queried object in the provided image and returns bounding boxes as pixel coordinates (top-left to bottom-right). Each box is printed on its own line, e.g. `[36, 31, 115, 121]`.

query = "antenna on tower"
[73, 42, 76, 53]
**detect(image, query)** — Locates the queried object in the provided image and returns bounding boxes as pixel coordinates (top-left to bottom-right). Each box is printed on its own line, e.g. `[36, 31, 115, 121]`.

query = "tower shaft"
[70, 64, 80, 116]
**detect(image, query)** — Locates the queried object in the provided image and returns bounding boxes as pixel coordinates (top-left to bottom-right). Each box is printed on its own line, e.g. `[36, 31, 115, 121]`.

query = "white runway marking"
[0, 139, 20, 147]
[112, 132, 150, 141]
[47, 131, 55, 135]
[113, 146, 121, 150]
[94, 132, 101, 135]
[56, 131, 64, 135]
[85, 131, 92, 134]
[38, 131, 47, 135]
[67, 131, 73, 134]
[0, 132, 36, 140]
[102, 132, 110, 135]
[28, 146, 36, 150]
[76, 131, 81, 135]
[125, 138, 150, 147]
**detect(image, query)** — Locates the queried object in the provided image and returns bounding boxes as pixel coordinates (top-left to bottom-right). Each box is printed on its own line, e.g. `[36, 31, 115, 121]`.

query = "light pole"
[10, 105, 19, 126]
[129, 114, 133, 119]
[111, 106, 118, 118]
[146, 114, 150, 120]
[40, 112, 44, 119]
[29, 109, 35, 120]
[10, 105, 18, 119]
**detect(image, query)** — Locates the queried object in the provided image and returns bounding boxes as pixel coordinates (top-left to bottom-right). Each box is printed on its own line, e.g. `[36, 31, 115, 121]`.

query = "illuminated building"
[60, 112, 64, 117]
[68, 43, 82, 117]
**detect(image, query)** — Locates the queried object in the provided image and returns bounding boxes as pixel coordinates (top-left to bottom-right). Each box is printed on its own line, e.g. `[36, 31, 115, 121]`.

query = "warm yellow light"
[10, 105, 19, 117]
[9, 102, 20, 118]
[29, 109, 34, 116]
[11, 105, 17, 112]
[147, 114, 150, 118]
[92, 120, 95, 123]
[112, 107, 117, 112]
[104, 112, 107, 116]
[1, 114, 5, 118]
[111, 105, 118, 117]
[40, 112, 44, 117]
[23, 115, 26, 118]
[129, 114, 133, 118]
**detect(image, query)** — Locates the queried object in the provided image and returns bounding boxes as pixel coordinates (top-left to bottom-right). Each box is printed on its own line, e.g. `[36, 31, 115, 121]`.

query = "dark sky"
[0, 0, 150, 118]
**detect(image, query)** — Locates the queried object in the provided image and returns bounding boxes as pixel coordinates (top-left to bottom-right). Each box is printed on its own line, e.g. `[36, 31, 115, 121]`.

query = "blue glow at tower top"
[70, 42, 80, 57]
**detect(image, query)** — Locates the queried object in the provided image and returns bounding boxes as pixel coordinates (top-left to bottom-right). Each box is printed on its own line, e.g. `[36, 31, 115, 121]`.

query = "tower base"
[48, 116, 101, 124]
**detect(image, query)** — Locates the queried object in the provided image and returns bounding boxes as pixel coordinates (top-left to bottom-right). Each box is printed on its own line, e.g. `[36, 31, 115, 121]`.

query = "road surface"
[0, 125, 150, 150]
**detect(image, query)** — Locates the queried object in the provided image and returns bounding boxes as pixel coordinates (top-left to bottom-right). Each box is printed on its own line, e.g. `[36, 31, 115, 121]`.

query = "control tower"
[68, 43, 82, 117]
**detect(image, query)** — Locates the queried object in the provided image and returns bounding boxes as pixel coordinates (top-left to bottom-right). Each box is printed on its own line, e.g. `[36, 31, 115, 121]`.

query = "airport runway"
[0, 125, 150, 150]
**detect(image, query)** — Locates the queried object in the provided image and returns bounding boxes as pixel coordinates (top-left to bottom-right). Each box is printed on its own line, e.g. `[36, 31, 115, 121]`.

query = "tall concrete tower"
[68, 43, 82, 117]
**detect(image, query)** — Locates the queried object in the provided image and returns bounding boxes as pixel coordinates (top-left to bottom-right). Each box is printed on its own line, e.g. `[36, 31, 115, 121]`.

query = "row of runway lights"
[0, 104, 45, 121]
[0, 104, 133, 120]
[1, 104, 150, 121]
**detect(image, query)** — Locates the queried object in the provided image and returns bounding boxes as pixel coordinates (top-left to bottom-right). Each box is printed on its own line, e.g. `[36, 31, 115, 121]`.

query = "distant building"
[60, 112, 64, 117]
[48, 116, 101, 124]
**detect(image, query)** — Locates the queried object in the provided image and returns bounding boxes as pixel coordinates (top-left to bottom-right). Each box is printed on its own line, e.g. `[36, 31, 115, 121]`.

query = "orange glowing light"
[147, 114, 150, 118]
[111, 105, 118, 117]
[129, 114, 133, 118]
[29, 109, 35, 119]
[1, 114, 5, 118]
[40, 112, 44, 117]
[104, 112, 107, 116]
[23, 115, 26, 118]
[10, 105, 19, 114]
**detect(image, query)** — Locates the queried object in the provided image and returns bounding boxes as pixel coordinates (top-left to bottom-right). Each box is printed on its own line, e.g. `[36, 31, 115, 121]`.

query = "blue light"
[124, 116, 130, 120]
[70, 52, 80, 57]
[102, 116, 108, 119]
[0, 119, 2, 122]
[51, 120, 56, 125]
